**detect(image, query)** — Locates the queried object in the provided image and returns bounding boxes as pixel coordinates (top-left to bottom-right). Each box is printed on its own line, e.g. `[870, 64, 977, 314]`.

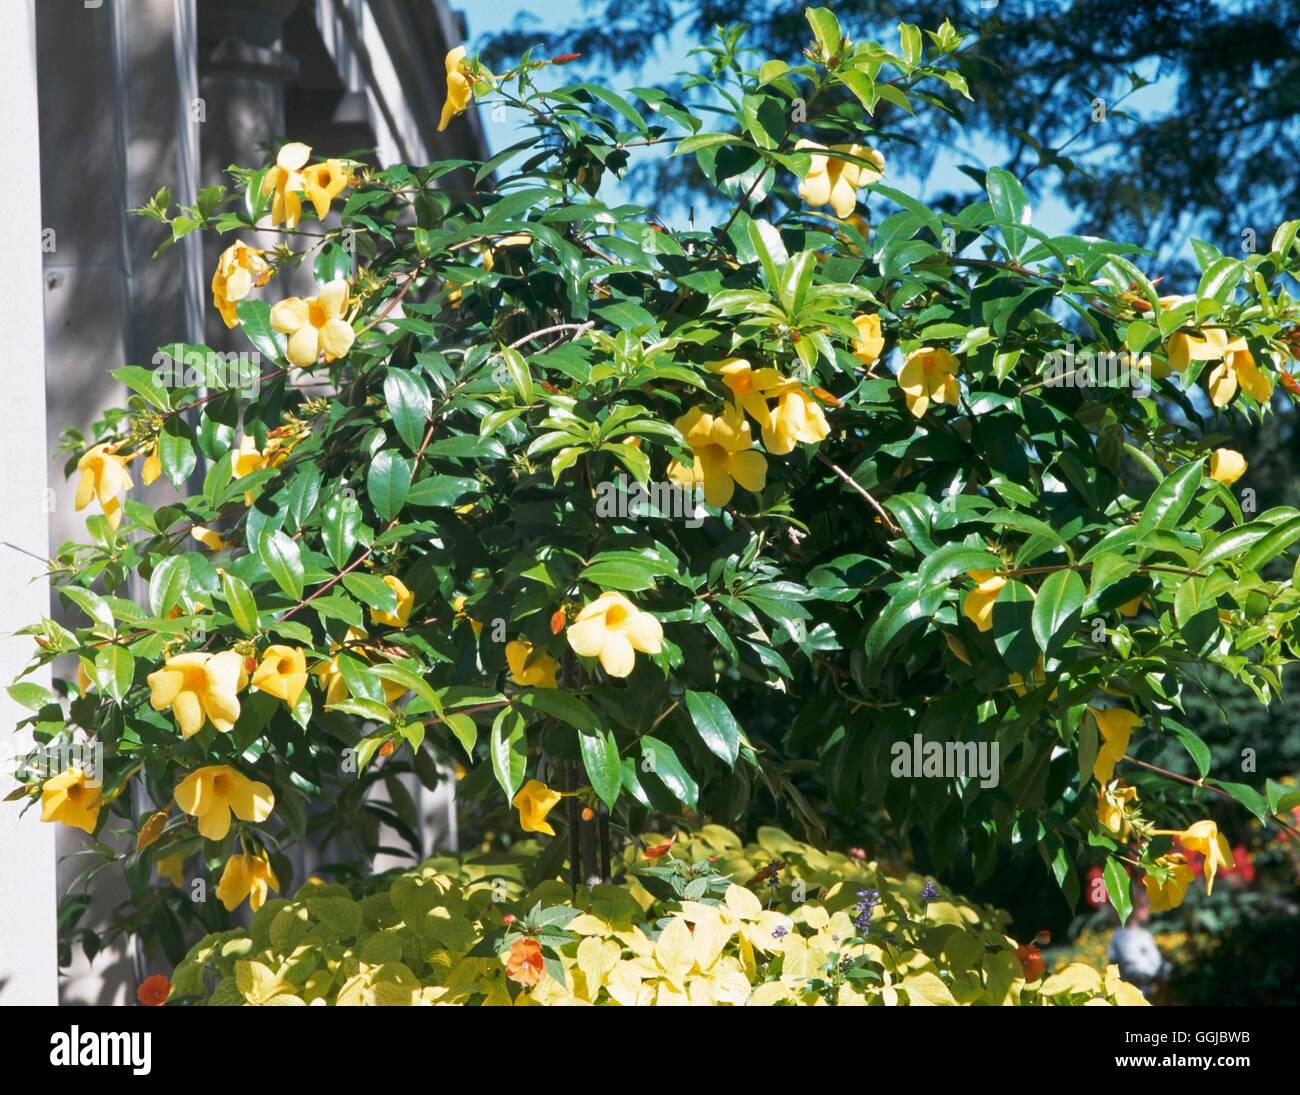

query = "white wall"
[0, 0, 58, 1007]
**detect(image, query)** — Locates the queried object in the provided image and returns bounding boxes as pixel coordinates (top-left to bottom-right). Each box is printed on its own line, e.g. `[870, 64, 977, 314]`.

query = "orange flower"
[644, 833, 677, 861]
[137, 974, 170, 1006]
[1016, 943, 1045, 980]
[505, 937, 545, 986]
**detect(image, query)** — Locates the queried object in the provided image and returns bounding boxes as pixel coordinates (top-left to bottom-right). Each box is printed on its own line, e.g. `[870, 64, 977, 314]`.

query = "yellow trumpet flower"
[146, 650, 245, 738]
[1097, 781, 1139, 838]
[512, 779, 562, 836]
[1208, 448, 1247, 486]
[1166, 325, 1228, 374]
[270, 279, 356, 368]
[216, 852, 280, 912]
[962, 569, 1006, 632]
[40, 767, 102, 834]
[371, 575, 415, 629]
[506, 640, 559, 688]
[438, 46, 481, 131]
[851, 314, 885, 366]
[707, 358, 787, 426]
[251, 645, 308, 707]
[566, 591, 663, 678]
[1088, 706, 1141, 784]
[666, 405, 767, 508]
[270, 279, 356, 367]
[75, 444, 132, 529]
[795, 140, 884, 218]
[301, 160, 350, 221]
[1142, 853, 1196, 913]
[211, 241, 271, 328]
[261, 142, 311, 228]
[898, 347, 960, 418]
[1207, 341, 1272, 408]
[1154, 819, 1232, 895]
[174, 764, 274, 841]
[140, 442, 162, 487]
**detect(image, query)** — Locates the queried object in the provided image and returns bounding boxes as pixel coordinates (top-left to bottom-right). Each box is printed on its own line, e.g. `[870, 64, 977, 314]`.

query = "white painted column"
[0, 0, 58, 1007]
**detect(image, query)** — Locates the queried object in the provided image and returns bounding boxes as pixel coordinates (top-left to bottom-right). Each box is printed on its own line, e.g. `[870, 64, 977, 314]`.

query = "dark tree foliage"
[481, 0, 1300, 268]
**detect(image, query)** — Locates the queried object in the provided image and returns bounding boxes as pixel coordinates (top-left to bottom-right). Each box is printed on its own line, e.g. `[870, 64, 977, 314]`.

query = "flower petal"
[270, 297, 309, 334]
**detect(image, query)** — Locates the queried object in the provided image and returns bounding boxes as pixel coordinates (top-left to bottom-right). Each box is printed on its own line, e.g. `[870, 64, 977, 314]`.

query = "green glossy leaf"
[985, 167, 1031, 256]
[640, 736, 698, 809]
[1103, 857, 1132, 926]
[341, 573, 398, 613]
[222, 571, 259, 636]
[1239, 516, 1300, 573]
[407, 475, 480, 508]
[517, 689, 601, 734]
[384, 368, 432, 452]
[259, 529, 304, 600]
[500, 345, 533, 402]
[917, 544, 1000, 588]
[991, 580, 1038, 675]
[1134, 459, 1204, 543]
[95, 645, 134, 704]
[443, 712, 478, 758]
[1165, 720, 1211, 779]
[579, 729, 622, 808]
[368, 663, 443, 715]
[684, 689, 741, 766]
[321, 493, 362, 570]
[1031, 569, 1085, 654]
[1197, 521, 1276, 568]
[490, 706, 527, 800]
[158, 418, 197, 490]
[367, 451, 412, 523]
[148, 556, 190, 618]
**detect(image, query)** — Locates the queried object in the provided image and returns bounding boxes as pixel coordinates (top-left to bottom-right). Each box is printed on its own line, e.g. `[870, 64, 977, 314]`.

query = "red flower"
[137, 974, 170, 1006]
[1221, 844, 1256, 885]
[506, 938, 544, 987]
[1016, 944, 1045, 980]
[847, 847, 867, 861]
[550, 53, 582, 64]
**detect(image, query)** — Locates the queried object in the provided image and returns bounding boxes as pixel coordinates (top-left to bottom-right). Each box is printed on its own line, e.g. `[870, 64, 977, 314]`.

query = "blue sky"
[463, 2, 1178, 241]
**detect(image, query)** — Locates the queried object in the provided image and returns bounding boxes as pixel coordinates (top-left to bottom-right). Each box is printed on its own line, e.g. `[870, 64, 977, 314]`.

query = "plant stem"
[1122, 754, 1300, 841]
[816, 453, 903, 537]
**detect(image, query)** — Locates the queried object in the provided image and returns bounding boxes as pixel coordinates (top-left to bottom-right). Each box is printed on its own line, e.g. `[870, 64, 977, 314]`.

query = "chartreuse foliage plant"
[169, 826, 1144, 1005]
[9, 6, 1300, 975]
